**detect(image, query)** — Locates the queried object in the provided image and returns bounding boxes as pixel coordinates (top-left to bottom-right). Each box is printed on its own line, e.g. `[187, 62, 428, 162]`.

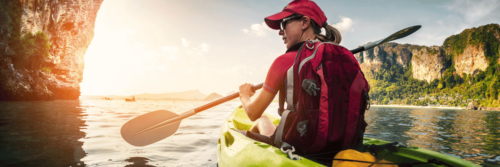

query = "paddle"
[121, 25, 421, 147]
[121, 83, 263, 146]
[349, 25, 421, 54]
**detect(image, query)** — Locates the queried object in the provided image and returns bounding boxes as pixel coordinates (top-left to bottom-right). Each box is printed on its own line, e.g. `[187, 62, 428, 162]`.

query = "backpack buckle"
[297, 120, 308, 137]
[280, 142, 301, 160]
[302, 79, 320, 96]
[305, 39, 314, 49]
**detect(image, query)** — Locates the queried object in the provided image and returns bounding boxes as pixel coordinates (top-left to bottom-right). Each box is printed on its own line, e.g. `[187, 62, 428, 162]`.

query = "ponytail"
[311, 21, 342, 44]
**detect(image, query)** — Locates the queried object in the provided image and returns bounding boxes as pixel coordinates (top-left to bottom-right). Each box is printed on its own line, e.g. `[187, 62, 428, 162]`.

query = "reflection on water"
[0, 100, 244, 167]
[365, 106, 500, 166]
[0, 101, 499, 166]
[0, 101, 87, 166]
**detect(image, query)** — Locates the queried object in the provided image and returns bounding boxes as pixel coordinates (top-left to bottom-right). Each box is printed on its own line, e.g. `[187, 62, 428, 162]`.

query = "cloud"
[182, 38, 190, 47]
[446, 0, 500, 23]
[200, 43, 211, 52]
[184, 42, 212, 56]
[330, 16, 354, 35]
[242, 22, 273, 37]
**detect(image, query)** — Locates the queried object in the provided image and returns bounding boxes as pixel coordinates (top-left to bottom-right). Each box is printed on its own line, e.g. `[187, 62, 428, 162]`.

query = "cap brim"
[265, 11, 294, 30]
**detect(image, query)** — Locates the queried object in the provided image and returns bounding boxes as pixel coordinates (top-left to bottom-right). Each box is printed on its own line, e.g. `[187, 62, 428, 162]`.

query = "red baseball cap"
[265, 0, 327, 30]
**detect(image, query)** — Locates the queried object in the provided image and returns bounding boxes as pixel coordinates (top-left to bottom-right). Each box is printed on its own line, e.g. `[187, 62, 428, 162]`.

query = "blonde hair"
[311, 20, 342, 44]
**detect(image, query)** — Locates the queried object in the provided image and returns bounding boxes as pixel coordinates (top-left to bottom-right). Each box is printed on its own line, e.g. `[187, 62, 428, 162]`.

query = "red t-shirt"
[263, 42, 304, 94]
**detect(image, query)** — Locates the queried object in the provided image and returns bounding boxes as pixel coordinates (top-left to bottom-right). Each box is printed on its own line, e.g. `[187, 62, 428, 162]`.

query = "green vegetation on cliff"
[367, 24, 500, 108]
[0, 1, 51, 71]
[13, 31, 51, 70]
[443, 24, 500, 65]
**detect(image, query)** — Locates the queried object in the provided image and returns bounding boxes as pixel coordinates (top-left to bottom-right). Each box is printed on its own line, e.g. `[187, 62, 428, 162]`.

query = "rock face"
[396, 48, 412, 68]
[356, 43, 416, 71]
[0, 0, 103, 100]
[467, 101, 477, 110]
[411, 47, 446, 82]
[355, 44, 400, 71]
[454, 44, 488, 76]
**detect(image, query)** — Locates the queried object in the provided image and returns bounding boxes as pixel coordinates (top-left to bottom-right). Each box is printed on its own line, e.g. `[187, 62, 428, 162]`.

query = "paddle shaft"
[194, 83, 264, 113]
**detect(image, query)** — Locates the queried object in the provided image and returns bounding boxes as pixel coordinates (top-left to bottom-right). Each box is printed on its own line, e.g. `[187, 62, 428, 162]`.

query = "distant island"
[204, 93, 223, 101]
[80, 89, 231, 101]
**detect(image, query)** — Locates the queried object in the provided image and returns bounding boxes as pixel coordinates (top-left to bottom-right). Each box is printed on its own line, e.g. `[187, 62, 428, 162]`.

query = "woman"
[239, 0, 342, 138]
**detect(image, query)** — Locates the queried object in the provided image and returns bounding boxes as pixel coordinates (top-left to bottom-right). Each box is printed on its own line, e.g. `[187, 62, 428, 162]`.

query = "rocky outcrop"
[467, 101, 477, 110]
[454, 44, 488, 76]
[367, 46, 387, 67]
[411, 47, 446, 82]
[0, 0, 103, 100]
[396, 48, 412, 68]
[356, 43, 416, 71]
[356, 45, 396, 71]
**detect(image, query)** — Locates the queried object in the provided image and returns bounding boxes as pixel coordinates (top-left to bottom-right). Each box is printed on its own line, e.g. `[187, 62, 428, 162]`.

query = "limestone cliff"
[0, 0, 103, 100]
[355, 43, 415, 71]
[442, 23, 500, 76]
[454, 44, 488, 76]
[411, 47, 446, 82]
[396, 48, 412, 68]
[356, 23, 499, 83]
[356, 46, 387, 71]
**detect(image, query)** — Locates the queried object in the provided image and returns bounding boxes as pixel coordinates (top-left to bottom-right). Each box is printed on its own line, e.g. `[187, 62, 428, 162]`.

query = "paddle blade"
[363, 25, 421, 51]
[380, 25, 421, 44]
[121, 110, 181, 146]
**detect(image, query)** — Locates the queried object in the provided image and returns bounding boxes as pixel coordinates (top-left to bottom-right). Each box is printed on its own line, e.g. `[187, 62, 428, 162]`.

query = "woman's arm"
[239, 83, 277, 121]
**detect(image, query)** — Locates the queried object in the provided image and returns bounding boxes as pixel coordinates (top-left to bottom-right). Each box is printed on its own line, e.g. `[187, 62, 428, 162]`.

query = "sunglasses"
[280, 15, 303, 31]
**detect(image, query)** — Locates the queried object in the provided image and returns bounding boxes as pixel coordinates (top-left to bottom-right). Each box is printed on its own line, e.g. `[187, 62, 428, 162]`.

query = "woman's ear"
[301, 16, 311, 30]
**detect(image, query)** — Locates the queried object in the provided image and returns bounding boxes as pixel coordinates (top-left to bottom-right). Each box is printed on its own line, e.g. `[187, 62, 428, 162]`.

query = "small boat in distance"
[125, 96, 136, 102]
[103, 97, 112, 100]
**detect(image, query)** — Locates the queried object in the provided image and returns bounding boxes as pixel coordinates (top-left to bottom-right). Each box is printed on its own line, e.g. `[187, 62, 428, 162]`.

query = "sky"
[80, 0, 500, 96]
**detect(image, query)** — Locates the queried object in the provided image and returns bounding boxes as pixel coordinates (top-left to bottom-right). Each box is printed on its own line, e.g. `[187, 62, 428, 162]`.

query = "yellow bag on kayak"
[332, 149, 397, 167]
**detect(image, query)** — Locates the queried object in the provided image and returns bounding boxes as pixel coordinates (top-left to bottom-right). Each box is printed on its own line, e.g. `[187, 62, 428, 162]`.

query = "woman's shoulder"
[270, 51, 297, 71]
[275, 50, 297, 61]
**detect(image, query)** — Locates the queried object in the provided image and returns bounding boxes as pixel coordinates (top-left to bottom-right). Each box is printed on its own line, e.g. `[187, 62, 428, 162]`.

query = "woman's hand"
[239, 83, 255, 98]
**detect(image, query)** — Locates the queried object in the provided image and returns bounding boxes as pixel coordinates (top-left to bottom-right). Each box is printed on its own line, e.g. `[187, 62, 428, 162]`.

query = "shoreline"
[371, 104, 465, 110]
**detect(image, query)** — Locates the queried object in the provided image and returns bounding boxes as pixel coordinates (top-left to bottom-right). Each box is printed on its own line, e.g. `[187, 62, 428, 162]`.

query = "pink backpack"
[274, 40, 370, 155]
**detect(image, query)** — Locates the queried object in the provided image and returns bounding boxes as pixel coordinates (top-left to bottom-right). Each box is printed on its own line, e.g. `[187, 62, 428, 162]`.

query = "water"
[0, 101, 499, 166]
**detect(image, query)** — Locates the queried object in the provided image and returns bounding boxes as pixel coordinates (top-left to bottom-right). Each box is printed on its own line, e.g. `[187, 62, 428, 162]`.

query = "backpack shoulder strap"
[278, 84, 286, 116]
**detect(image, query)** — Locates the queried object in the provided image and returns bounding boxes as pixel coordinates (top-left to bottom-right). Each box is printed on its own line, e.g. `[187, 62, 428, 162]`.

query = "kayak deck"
[217, 106, 479, 167]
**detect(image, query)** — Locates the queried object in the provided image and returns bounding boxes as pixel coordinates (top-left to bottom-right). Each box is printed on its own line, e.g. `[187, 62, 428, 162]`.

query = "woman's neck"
[299, 27, 316, 42]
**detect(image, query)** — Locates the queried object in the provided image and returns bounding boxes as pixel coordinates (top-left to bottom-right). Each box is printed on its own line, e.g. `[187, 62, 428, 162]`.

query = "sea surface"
[0, 100, 499, 167]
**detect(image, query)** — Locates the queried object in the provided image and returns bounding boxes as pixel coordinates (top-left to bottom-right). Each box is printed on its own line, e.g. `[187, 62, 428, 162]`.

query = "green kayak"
[217, 106, 479, 167]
